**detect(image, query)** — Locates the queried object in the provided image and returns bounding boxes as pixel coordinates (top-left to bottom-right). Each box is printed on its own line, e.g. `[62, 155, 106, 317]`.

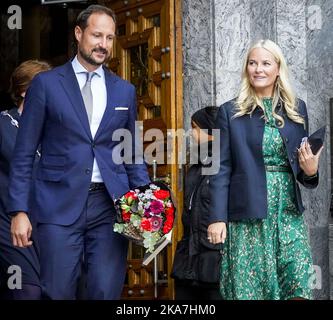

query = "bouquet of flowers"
[113, 182, 175, 253]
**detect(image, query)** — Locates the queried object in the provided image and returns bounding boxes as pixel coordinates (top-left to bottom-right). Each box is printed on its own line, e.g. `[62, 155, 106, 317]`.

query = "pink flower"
[149, 200, 164, 214]
[149, 216, 163, 231]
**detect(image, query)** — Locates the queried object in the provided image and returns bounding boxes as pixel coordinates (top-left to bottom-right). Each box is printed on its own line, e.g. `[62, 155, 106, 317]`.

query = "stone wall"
[182, 0, 216, 132]
[305, 0, 333, 300]
[182, 0, 333, 299]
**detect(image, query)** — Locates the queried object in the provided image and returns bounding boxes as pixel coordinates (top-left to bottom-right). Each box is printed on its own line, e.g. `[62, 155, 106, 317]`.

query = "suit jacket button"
[285, 137, 289, 143]
[290, 159, 294, 164]
[91, 143, 95, 148]
[85, 169, 91, 174]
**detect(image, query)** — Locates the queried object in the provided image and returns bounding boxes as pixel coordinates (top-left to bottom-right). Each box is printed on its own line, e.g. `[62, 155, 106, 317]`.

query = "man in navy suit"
[8, 5, 150, 299]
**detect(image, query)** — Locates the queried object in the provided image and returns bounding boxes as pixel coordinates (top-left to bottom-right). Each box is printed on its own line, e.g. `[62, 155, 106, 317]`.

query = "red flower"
[124, 191, 133, 198]
[124, 191, 138, 205]
[165, 206, 174, 217]
[154, 189, 170, 200]
[141, 218, 152, 231]
[124, 191, 137, 199]
[162, 218, 173, 234]
[122, 210, 131, 222]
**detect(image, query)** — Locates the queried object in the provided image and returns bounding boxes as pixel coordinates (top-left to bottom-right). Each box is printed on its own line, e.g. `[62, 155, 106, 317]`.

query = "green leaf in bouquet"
[142, 232, 154, 253]
[113, 223, 124, 234]
[136, 203, 145, 216]
[130, 202, 138, 213]
[130, 214, 141, 227]
[121, 204, 131, 212]
[127, 196, 134, 205]
[143, 231, 162, 253]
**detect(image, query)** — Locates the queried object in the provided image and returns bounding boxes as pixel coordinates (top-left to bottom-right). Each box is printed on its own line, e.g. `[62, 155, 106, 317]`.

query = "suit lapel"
[94, 68, 119, 139]
[58, 62, 92, 140]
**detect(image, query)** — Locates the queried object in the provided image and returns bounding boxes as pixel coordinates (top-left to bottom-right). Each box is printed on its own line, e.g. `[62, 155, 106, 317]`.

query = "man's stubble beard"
[79, 46, 109, 66]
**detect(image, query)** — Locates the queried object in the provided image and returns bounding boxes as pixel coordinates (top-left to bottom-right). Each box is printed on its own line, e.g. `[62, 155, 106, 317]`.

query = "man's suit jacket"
[209, 98, 318, 224]
[7, 61, 150, 225]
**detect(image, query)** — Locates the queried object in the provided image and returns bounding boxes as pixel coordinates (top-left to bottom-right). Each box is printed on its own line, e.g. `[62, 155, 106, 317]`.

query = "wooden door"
[99, 0, 183, 299]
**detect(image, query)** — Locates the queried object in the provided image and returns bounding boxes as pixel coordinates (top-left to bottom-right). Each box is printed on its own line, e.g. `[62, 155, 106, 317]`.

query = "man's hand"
[207, 222, 227, 244]
[11, 212, 33, 248]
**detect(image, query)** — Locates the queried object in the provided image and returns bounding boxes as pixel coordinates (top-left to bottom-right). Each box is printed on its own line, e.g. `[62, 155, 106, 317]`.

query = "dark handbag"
[307, 126, 325, 155]
[197, 233, 223, 283]
[171, 239, 196, 281]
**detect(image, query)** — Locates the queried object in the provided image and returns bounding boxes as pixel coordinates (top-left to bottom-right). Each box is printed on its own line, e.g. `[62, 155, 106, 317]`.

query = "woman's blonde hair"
[234, 39, 304, 126]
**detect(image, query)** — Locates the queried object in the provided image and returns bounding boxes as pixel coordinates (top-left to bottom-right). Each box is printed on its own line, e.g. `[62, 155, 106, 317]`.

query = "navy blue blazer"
[7, 62, 150, 225]
[0, 109, 40, 287]
[209, 99, 318, 223]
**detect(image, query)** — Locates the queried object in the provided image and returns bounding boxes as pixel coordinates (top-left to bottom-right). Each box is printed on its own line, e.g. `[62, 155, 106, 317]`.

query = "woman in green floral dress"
[207, 39, 323, 300]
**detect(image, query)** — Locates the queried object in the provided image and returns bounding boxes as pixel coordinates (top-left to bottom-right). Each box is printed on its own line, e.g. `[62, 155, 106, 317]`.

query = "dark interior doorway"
[0, 0, 95, 110]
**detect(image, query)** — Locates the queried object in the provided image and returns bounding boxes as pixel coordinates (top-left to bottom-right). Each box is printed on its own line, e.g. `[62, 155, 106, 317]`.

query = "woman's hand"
[207, 222, 227, 244]
[298, 140, 323, 177]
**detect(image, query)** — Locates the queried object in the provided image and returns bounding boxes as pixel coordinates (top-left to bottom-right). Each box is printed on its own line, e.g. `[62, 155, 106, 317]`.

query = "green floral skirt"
[220, 171, 314, 300]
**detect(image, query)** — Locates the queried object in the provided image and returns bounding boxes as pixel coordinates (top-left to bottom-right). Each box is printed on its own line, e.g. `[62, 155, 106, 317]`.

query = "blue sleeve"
[208, 102, 232, 223]
[7, 75, 46, 214]
[296, 99, 319, 189]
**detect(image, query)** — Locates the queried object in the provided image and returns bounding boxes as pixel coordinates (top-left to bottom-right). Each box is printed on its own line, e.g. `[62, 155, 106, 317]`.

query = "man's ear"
[74, 26, 82, 42]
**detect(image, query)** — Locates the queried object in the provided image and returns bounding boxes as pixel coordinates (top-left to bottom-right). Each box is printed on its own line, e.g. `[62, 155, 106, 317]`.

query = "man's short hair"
[76, 4, 117, 31]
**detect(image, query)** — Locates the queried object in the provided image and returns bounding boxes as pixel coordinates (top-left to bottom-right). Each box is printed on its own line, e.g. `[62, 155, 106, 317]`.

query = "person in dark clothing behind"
[0, 60, 51, 299]
[171, 106, 222, 300]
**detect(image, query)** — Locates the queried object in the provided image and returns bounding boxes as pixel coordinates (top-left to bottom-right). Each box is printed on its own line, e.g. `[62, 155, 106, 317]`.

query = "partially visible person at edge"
[7, 4, 149, 300]
[0, 60, 51, 300]
[171, 106, 222, 300]
[207, 39, 323, 300]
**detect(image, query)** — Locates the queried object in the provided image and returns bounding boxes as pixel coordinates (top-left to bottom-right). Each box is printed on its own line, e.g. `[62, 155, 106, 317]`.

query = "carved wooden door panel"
[99, 0, 183, 300]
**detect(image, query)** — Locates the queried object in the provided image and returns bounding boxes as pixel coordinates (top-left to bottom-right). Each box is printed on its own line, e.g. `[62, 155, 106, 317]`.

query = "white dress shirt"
[72, 56, 107, 183]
